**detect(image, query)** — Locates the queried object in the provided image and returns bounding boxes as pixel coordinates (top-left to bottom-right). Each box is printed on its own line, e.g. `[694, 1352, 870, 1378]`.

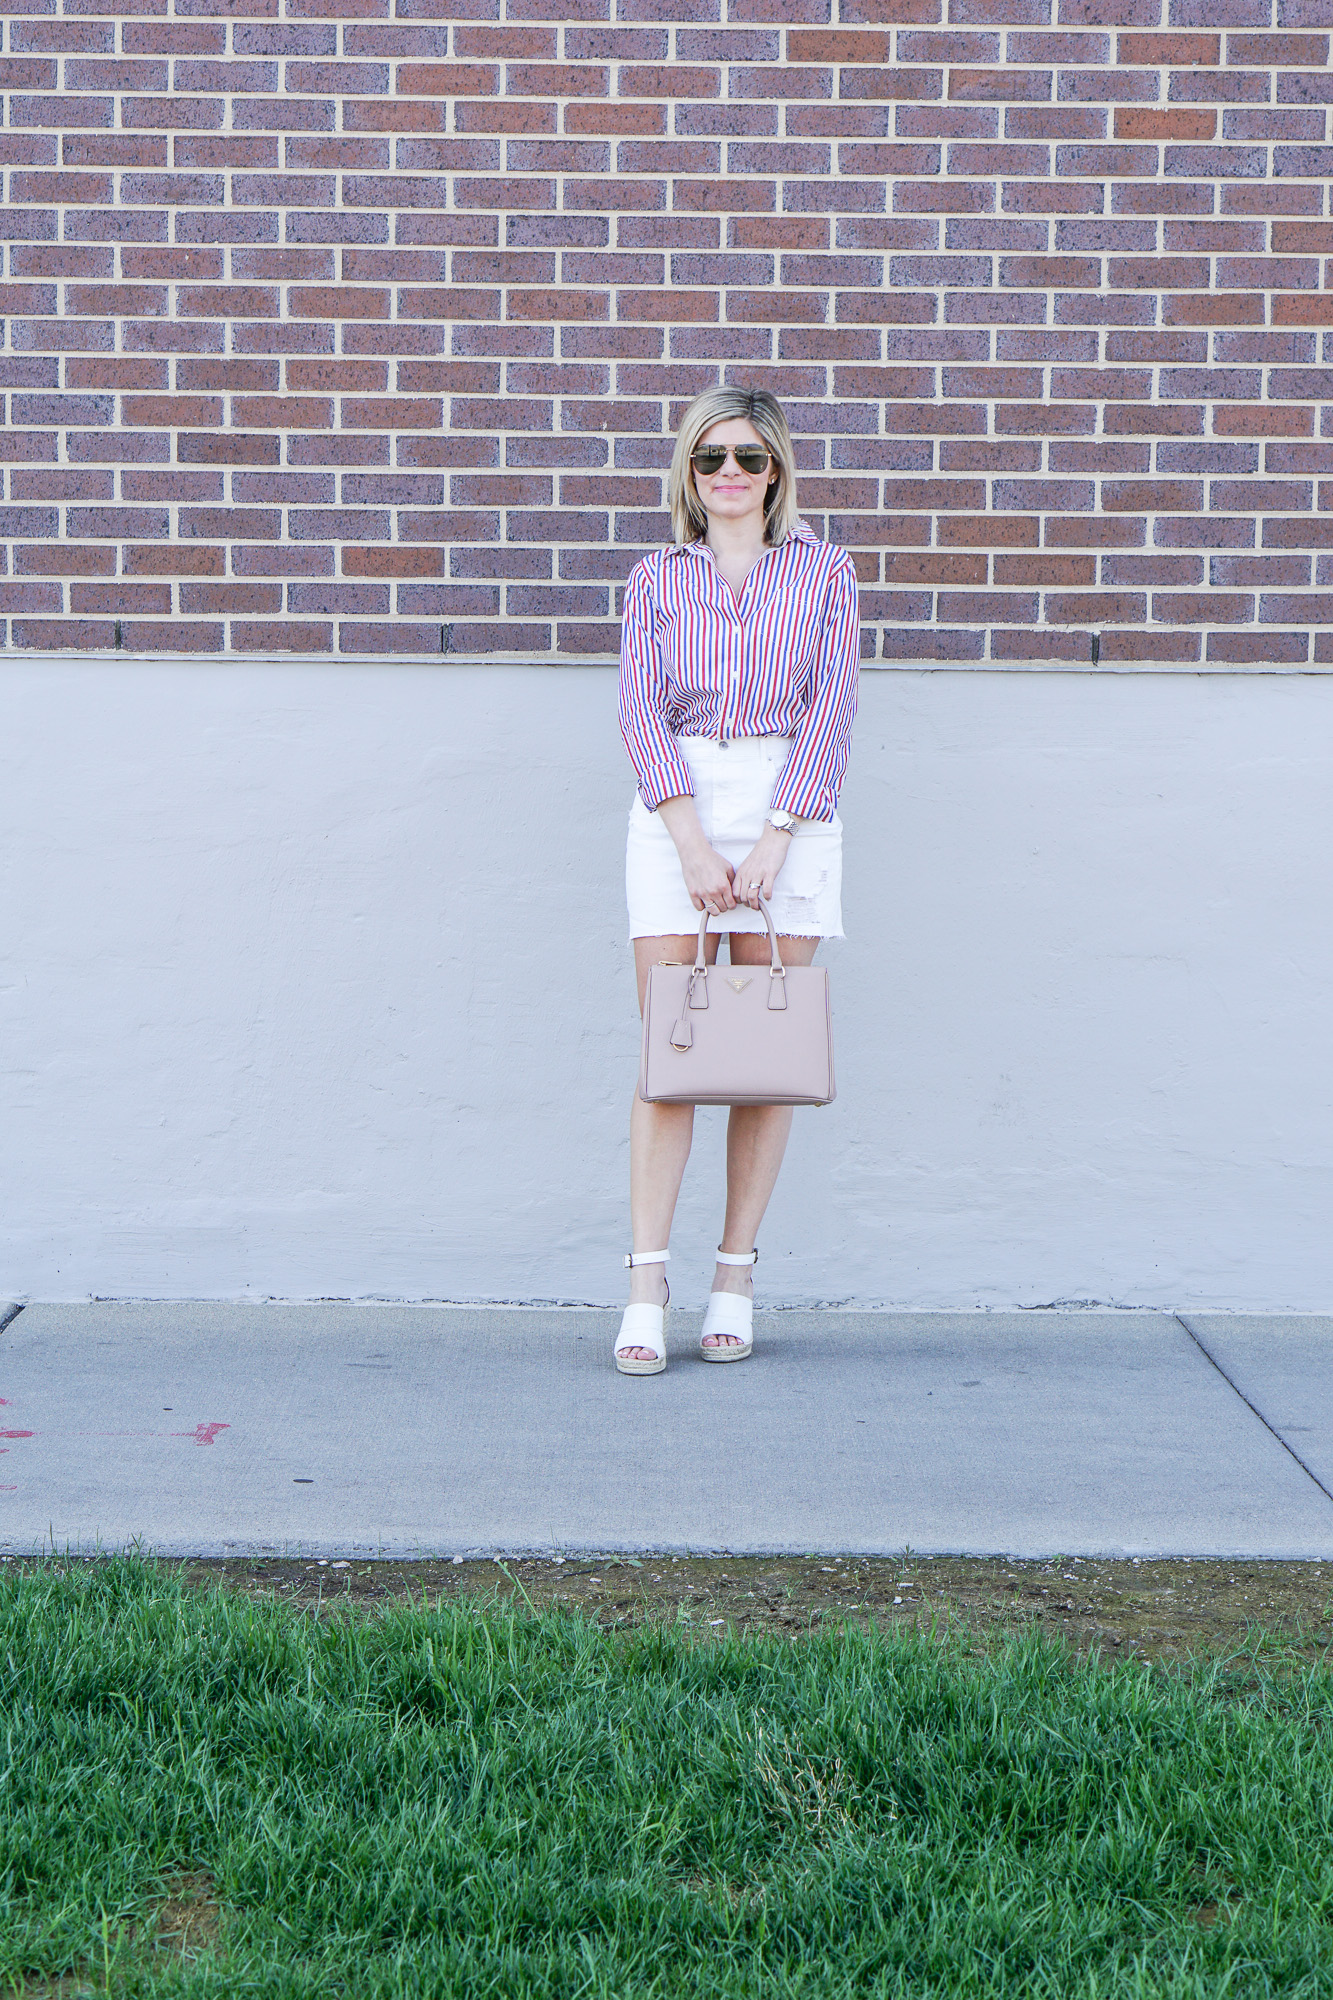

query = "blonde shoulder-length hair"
[667, 387, 801, 548]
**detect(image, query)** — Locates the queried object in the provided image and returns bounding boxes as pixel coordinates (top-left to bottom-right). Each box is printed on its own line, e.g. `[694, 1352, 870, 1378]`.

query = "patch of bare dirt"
[6, 1870, 222, 1999]
[149, 1870, 222, 1960]
[161, 1553, 1333, 1666]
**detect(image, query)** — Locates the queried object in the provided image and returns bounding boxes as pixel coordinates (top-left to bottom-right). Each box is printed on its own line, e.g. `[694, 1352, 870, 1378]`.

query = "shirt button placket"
[721, 587, 741, 747]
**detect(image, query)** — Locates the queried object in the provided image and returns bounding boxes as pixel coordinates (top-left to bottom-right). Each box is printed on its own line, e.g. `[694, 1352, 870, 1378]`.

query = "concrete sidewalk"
[0, 1302, 1329, 1561]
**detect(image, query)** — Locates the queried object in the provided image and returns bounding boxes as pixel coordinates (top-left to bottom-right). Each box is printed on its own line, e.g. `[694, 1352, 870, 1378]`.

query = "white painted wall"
[3, 656, 1331, 1309]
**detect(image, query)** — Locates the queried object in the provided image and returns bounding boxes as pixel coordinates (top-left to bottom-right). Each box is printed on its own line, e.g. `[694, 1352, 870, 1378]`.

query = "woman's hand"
[656, 795, 738, 913]
[733, 824, 793, 908]
[677, 836, 738, 914]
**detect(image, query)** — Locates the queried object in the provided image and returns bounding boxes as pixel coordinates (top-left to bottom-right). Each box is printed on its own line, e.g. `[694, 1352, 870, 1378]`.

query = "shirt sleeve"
[617, 558, 695, 810]
[767, 552, 860, 822]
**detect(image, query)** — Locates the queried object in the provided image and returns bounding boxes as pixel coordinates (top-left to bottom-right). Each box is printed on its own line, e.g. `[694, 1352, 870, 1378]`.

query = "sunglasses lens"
[691, 446, 771, 475]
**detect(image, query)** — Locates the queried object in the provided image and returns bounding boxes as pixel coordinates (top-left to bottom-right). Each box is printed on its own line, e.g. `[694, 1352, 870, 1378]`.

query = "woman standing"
[615, 387, 860, 1376]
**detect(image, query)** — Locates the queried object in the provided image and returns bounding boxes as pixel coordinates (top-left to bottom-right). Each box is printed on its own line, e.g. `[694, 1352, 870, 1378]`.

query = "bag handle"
[693, 894, 784, 974]
[670, 898, 788, 1051]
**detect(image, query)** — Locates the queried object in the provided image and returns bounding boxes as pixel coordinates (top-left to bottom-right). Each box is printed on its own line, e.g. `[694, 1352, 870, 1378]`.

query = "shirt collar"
[669, 519, 819, 557]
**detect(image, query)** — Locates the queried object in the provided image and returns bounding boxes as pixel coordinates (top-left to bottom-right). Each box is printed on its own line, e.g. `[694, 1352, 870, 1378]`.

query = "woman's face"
[691, 418, 776, 537]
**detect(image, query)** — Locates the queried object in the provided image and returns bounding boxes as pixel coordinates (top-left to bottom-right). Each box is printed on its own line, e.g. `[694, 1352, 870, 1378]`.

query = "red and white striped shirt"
[618, 521, 860, 824]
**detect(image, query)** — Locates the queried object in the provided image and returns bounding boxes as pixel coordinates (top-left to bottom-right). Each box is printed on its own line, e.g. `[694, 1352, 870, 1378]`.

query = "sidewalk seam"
[0, 1305, 24, 1335]
[1176, 1313, 1333, 1511]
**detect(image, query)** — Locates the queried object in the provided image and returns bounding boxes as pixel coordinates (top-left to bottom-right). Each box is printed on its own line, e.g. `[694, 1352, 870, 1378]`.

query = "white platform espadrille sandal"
[615, 1249, 670, 1375]
[700, 1247, 757, 1362]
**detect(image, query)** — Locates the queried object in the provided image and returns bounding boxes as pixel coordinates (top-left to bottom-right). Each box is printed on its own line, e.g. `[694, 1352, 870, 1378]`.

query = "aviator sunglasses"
[690, 444, 773, 477]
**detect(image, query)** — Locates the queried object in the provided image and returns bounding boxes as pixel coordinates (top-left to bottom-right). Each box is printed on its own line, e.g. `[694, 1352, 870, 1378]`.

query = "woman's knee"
[728, 932, 820, 968]
[633, 932, 719, 1010]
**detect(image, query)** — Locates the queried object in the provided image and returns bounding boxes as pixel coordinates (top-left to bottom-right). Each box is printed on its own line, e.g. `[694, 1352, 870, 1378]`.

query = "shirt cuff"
[769, 773, 834, 822]
[636, 755, 695, 811]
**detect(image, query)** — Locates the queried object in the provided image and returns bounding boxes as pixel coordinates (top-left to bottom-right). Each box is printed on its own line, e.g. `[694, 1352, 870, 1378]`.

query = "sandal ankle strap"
[715, 1246, 759, 1266]
[624, 1249, 671, 1267]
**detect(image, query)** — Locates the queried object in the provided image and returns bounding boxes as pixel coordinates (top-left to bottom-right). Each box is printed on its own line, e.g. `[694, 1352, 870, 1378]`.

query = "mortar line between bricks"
[0, 1306, 26, 1336]
[1176, 1312, 1333, 1513]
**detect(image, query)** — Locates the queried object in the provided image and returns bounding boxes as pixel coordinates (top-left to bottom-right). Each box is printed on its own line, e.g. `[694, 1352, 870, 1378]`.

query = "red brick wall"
[3, 0, 1332, 664]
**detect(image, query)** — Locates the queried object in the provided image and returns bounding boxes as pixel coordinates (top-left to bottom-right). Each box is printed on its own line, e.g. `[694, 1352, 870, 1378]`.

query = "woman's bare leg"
[627, 1090, 692, 1306]
[703, 934, 819, 1346]
[619, 932, 720, 1359]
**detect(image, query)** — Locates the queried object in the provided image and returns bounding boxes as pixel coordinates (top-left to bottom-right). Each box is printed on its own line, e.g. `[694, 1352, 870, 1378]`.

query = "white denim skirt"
[626, 734, 844, 940]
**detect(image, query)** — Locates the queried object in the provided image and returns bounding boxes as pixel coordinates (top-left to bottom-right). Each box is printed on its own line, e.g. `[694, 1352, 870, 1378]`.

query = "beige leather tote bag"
[638, 899, 835, 1107]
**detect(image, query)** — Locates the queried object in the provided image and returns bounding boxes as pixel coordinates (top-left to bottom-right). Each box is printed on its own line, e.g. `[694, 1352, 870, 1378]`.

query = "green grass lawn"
[3, 1560, 1332, 1997]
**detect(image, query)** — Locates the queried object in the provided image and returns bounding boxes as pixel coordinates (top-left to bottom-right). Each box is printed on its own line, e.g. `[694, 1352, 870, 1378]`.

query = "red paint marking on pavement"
[174, 1423, 230, 1446]
[0, 1425, 230, 1443]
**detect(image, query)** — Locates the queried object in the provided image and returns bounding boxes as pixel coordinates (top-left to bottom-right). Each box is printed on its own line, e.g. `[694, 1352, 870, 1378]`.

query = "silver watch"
[766, 810, 796, 834]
